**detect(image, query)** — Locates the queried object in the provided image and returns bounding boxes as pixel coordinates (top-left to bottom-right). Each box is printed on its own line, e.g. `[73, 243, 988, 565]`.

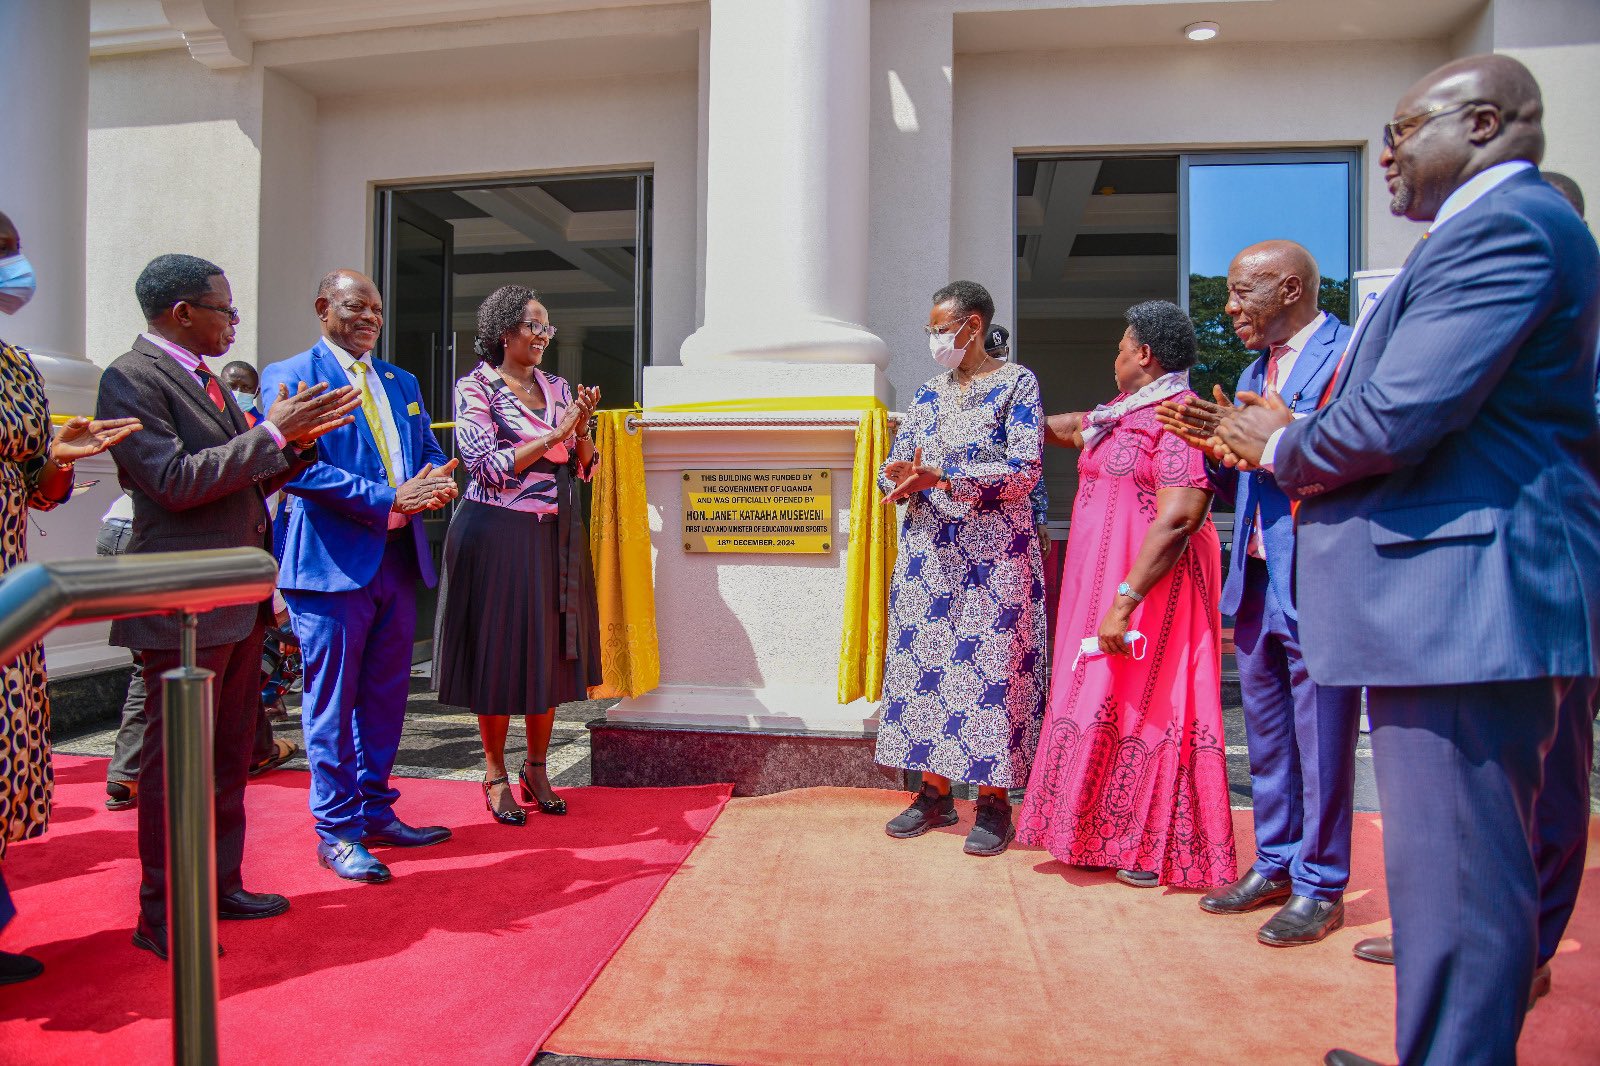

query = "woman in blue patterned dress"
[875, 281, 1046, 857]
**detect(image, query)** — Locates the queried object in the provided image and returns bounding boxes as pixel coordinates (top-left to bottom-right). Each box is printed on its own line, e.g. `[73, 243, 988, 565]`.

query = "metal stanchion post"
[163, 610, 220, 1065]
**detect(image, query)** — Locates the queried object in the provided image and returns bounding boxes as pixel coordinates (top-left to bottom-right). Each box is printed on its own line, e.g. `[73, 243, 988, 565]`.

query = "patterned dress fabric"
[1017, 394, 1236, 887]
[873, 362, 1046, 788]
[454, 363, 595, 513]
[0, 340, 70, 860]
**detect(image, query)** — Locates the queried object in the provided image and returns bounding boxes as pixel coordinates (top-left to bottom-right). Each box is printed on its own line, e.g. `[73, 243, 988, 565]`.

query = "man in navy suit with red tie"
[1213, 55, 1600, 1066]
[1159, 241, 1362, 948]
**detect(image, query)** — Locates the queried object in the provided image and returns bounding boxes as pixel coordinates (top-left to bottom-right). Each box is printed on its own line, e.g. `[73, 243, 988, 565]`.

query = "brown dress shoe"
[1353, 933, 1394, 965]
[1528, 963, 1552, 1010]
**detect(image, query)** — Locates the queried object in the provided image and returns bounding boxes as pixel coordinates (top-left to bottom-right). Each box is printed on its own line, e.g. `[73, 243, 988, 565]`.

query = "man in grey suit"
[96, 254, 360, 959]
[1213, 56, 1600, 1066]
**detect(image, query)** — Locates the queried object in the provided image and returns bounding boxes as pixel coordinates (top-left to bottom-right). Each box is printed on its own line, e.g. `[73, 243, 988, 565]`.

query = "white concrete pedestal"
[605, 362, 892, 739]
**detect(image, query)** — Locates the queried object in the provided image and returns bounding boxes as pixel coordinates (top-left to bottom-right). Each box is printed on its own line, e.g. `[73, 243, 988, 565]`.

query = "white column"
[0, 0, 99, 416]
[1, 0, 125, 675]
[679, 0, 886, 369]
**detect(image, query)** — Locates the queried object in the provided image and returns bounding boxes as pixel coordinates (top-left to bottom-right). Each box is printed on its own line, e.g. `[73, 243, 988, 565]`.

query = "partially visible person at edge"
[97, 253, 360, 961]
[1543, 171, 1600, 416]
[261, 269, 460, 885]
[1155, 241, 1362, 947]
[1205, 55, 1600, 1066]
[436, 285, 602, 827]
[0, 210, 141, 986]
[986, 323, 1052, 558]
[1322, 166, 1600, 1011]
[874, 280, 1046, 858]
[1017, 299, 1235, 890]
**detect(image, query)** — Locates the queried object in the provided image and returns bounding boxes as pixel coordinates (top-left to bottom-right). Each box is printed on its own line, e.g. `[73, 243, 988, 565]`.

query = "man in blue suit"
[261, 269, 461, 884]
[1159, 240, 1362, 947]
[1214, 56, 1600, 1066]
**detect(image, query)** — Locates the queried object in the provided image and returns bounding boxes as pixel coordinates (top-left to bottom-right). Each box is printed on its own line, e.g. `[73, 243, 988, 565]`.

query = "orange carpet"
[546, 788, 1600, 1066]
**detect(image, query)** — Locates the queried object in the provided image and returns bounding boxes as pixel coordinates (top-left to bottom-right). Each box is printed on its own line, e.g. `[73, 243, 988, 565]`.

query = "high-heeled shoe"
[483, 774, 526, 826]
[518, 760, 567, 816]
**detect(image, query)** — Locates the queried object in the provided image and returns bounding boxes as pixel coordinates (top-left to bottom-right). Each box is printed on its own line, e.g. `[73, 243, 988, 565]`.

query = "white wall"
[307, 70, 699, 373]
[87, 49, 267, 367]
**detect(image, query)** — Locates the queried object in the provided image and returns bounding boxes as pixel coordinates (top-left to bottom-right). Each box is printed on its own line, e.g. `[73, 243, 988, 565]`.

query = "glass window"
[1182, 154, 1358, 401]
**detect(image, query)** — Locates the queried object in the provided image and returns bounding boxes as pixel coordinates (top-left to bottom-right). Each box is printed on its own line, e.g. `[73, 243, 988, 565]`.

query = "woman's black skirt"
[435, 496, 602, 716]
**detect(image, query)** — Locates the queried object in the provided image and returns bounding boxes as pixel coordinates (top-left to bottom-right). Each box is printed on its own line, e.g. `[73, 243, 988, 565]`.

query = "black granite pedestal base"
[48, 664, 135, 738]
[588, 719, 901, 797]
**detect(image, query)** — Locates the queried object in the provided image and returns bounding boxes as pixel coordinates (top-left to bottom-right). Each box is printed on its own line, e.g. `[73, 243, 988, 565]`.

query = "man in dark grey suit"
[96, 254, 360, 959]
[1214, 56, 1600, 1066]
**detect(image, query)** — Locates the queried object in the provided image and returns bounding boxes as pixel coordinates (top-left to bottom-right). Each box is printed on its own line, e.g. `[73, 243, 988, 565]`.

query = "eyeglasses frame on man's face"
[522, 320, 558, 341]
[1382, 99, 1493, 150]
[183, 301, 242, 324]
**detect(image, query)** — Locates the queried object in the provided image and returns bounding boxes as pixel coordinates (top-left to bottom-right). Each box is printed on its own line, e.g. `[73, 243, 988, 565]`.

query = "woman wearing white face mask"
[874, 280, 1046, 857]
[0, 210, 142, 985]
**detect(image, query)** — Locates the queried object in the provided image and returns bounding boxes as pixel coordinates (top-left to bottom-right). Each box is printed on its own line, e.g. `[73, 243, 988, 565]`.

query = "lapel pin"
[384, 371, 395, 379]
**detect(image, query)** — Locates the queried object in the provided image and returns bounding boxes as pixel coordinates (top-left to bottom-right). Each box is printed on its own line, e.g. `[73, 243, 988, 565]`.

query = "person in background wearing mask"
[0, 209, 142, 984]
[986, 324, 1051, 558]
[874, 280, 1046, 857]
[221, 360, 263, 426]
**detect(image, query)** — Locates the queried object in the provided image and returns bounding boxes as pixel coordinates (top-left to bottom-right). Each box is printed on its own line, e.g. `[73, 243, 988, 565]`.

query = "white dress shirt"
[1258, 160, 1535, 472]
[330, 341, 409, 528]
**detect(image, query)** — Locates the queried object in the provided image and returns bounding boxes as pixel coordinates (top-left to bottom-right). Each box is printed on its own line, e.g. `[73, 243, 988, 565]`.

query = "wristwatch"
[1117, 581, 1144, 603]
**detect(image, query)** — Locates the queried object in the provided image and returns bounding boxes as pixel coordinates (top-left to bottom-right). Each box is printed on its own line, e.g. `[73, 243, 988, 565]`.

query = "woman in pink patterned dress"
[1017, 300, 1236, 889]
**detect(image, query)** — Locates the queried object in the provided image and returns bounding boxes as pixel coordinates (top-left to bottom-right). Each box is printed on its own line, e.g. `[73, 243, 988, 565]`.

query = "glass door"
[379, 194, 455, 657]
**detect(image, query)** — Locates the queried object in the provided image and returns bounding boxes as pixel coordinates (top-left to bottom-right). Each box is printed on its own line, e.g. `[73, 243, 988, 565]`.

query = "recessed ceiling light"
[1185, 21, 1220, 41]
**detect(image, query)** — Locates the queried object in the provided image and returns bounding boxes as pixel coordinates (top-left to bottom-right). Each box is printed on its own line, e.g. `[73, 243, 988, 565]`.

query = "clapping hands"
[50, 415, 142, 464]
[883, 446, 945, 504]
[1156, 386, 1293, 470]
[558, 384, 602, 440]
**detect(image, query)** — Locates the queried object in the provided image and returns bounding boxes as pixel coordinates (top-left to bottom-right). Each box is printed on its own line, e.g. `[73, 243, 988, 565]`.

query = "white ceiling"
[955, 0, 1487, 53]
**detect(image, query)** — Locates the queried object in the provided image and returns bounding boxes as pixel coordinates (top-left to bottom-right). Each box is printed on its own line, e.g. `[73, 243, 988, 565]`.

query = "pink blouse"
[452, 363, 595, 515]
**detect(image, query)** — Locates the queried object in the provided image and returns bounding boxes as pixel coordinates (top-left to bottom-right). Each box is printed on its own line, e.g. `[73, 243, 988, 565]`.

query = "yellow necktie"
[350, 360, 397, 487]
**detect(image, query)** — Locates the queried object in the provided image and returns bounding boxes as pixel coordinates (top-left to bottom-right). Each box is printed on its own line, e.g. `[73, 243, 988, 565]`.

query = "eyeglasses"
[522, 321, 558, 340]
[185, 301, 241, 323]
[924, 319, 968, 337]
[1382, 100, 1490, 150]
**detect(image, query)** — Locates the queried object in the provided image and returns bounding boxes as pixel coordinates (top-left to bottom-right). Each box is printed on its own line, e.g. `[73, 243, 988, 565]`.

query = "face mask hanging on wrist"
[0, 254, 37, 315]
[1072, 630, 1147, 672]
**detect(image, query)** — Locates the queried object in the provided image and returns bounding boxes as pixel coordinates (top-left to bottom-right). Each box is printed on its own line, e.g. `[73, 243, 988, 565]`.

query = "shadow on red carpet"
[0, 755, 730, 1065]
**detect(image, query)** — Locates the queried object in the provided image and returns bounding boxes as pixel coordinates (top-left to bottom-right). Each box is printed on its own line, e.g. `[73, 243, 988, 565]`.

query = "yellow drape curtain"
[837, 407, 897, 705]
[588, 409, 661, 699]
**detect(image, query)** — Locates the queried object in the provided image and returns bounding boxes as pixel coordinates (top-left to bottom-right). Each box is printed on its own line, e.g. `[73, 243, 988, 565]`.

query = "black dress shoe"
[132, 922, 224, 962]
[1199, 869, 1291, 914]
[1258, 895, 1345, 946]
[1324, 1050, 1385, 1066]
[0, 950, 44, 986]
[217, 889, 290, 920]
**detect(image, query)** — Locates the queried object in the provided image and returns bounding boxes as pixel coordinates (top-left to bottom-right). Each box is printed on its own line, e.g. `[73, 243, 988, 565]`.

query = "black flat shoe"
[217, 889, 290, 920]
[0, 950, 44, 986]
[484, 774, 527, 826]
[1199, 869, 1291, 914]
[519, 760, 566, 815]
[1258, 895, 1345, 946]
[885, 784, 957, 839]
[132, 923, 224, 962]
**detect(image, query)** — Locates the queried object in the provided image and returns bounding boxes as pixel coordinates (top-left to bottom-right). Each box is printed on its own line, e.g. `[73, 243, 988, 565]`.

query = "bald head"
[315, 268, 384, 356]
[1225, 240, 1322, 351]
[1384, 54, 1544, 222]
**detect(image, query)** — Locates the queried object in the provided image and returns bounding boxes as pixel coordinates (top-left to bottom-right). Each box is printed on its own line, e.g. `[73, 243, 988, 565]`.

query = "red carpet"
[0, 755, 729, 1065]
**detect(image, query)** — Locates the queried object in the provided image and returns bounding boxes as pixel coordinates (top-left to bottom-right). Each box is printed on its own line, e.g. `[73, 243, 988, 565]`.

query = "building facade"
[4, 0, 1598, 705]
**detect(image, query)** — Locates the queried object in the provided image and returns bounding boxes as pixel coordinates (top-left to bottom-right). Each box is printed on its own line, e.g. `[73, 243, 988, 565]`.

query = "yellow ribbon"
[651, 395, 887, 414]
[588, 408, 661, 699]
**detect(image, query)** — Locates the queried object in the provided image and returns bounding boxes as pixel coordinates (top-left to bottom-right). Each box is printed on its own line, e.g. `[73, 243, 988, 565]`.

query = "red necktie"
[194, 361, 227, 413]
[1264, 343, 1290, 396]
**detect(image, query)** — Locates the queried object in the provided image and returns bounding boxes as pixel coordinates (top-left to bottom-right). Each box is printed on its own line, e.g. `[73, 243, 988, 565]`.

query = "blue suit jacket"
[1277, 169, 1600, 687]
[260, 340, 448, 593]
[1210, 313, 1353, 619]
